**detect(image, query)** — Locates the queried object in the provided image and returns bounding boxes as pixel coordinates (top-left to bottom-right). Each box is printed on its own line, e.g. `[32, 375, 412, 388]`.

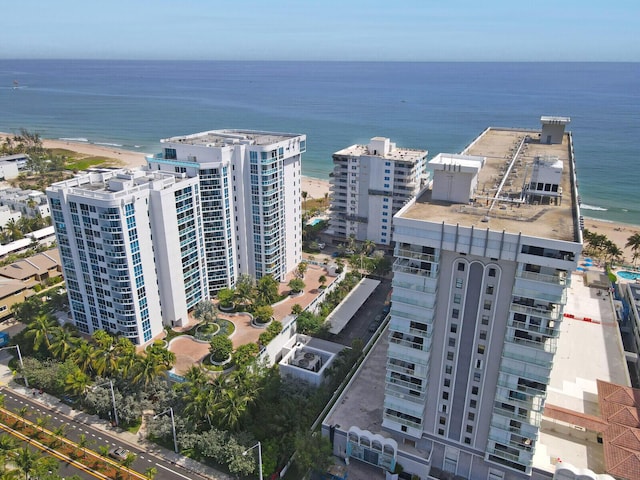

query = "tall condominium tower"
[328, 137, 428, 246]
[47, 169, 208, 344]
[147, 129, 306, 292]
[382, 117, 582, 476]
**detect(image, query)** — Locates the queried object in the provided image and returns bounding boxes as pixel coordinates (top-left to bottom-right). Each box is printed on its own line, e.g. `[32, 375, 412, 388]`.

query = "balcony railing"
[510, 303, 560, 320]
[516, 270, 569, 286]
[395, 247, 438, 263]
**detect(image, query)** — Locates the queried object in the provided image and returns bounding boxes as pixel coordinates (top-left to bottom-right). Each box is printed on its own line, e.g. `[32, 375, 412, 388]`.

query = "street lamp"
[92, 380, 118, 427]
[0, 345, 28, 388]
[154, 407, 178, 453]
[242, 441, 263, 480]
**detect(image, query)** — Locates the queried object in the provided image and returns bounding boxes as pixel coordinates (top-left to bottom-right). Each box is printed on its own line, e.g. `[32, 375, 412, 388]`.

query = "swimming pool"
[307, 218, 323, 226]
[617, 271, 640, 280]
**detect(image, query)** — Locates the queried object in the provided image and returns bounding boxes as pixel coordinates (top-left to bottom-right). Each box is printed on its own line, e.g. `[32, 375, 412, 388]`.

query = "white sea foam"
[94, 142, 123, 147]
[59, 137, 89, 142]
[581, 204, 608, 211]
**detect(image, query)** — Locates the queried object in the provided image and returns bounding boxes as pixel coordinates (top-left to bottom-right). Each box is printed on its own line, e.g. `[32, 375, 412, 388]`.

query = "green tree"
[193, 301, 218, 325]
[216, 389, 250, 432]
[625, 232, 640, 265]
[217, 287, 235, 309]
[253, 305, 273, 324]
[131, 354, 168, 387]
[318, 275, 327, 289]
[70, 342, 94, 375]
[291, 303, 303, 315]
[234, 274, 255, 309]
[209, 335, 233, 363]
[49, 325, 80, 361]
[65, 367, 90, 395]
[232, 343, 259, 368]
[24, 313, 58, 351]
[0, 435, 17, 473]
[77, 433, 89, 459]
[14, 446, 40, 480]
[144, 467, 158, 479]
[288, 278, 305, 294]
[294, 432, 333, 475]
[255, 275, 279, 306]
[296, 261, 308, 279]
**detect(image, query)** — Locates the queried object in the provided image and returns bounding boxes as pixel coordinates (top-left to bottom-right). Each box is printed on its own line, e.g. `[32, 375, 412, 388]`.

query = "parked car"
[109, 447, 130, 461]
[382, 304, 391, 315]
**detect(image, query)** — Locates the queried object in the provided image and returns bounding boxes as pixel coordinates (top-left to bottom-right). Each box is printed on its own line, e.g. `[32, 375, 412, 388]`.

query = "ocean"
[0, 60, 638, 225]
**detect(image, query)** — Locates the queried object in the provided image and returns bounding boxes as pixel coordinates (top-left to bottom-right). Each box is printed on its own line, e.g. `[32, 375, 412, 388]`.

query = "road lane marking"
[156, 462, 193, 480]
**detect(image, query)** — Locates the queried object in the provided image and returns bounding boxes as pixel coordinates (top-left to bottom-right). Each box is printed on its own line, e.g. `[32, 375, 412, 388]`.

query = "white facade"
[47, 169, 207, 345]
[147, 129, 305, 291]
[328, 137, 428, 246]
[0, 188, 51, 218]
[0, 205, 22, 229]
[378, 124, 583, 479]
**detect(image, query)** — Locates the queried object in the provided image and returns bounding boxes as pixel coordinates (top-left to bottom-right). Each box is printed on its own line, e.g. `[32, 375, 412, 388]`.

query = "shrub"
[288, 278, 305, 293]
[258, 321, 282, 346]
[254, 305, 274, 324]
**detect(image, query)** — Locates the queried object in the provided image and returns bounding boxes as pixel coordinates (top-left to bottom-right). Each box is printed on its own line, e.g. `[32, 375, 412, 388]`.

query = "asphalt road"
[1, 388, 208, 480]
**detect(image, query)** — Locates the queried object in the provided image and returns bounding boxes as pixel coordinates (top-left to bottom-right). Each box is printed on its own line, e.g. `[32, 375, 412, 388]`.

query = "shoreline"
[2, 134, 638, 262]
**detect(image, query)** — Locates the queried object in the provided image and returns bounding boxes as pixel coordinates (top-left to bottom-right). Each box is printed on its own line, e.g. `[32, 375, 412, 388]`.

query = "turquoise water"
[617, 271, 640, 280]
[308, 218, 323, 226]
[1, 60, 638, 225]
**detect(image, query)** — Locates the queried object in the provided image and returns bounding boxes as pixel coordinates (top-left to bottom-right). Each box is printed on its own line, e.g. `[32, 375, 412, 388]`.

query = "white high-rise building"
[383, 118, 581, 477]
[47, 169, 208, 344]
[147, 129, 306, 292]
[328, 137, 428, 246]
[323, 118, 586, 479]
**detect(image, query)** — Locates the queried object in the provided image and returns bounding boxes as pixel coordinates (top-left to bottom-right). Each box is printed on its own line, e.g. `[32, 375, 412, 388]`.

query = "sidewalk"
[0, 356, 233, 480]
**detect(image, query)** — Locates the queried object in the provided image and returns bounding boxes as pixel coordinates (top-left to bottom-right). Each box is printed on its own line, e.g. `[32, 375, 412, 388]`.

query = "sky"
[1, 0, 638, 61]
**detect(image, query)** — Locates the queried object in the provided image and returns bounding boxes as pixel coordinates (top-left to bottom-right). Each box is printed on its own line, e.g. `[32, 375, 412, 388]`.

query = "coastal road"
[0, 388, 209, 480]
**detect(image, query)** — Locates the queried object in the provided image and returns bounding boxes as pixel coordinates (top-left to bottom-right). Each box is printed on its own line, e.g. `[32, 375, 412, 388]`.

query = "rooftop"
[534, 266, 630, 473]
[0, 249, 61, 281]
[334, 143, 427, 163]
[399, 127, 579, 242]
[161, 129, 303, 147]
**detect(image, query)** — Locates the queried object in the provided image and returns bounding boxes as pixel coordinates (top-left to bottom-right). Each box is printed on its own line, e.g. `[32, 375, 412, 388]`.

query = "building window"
[481, 315, 490, 325]
[452, 309, 459, 319]
[480, 330, 487, 340]
[447, 352, 454, 361]
[466, 425, 473, 433]
[442, 391, 449, 400]
[468, 412, 475, 421]
[464, 437, 471, 445]
[445, 365, 452, 374]
[458, 262, 465, 271]
[439, 416, 446, 425]
[453, 294, 461, 304]
[474, 372, 481, 382]
[448, 337, 456, 347]
[438, 428, 445, 436]
[484, 300, 492, 310]
[489, 268, 496, 277]
[455, 278, 463, 289]
[477, 345, 485, 355]
[450, 324, 458, 334]
[471, 386, 479, 395]
[470, 399, 477, 408]
[444, 378, 451, 387]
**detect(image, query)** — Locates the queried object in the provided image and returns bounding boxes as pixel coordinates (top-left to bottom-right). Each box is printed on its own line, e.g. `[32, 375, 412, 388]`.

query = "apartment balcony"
[512, 287, 567, 305]
[510, 302, 560, 321]
[392, 278, 438, 295]
[486, 444, 530, 467]
[494, 390, 545, 413]
[507, 329, 557, 354]
[488, 432, 535, 456]
[385, 374, 427, 394]
[382, 411, 422, 430]
[516, 269, 569, 286]
[393, 257, 438, 279]
[492, 405, 541, 427]
[389, 333, 429, 353]
[499, 363, 550, 385]
[384, 384, 426, 404]
[395, 247, 439, 263]
[490, 419, 539, 441]
[509, 319, 559, 338]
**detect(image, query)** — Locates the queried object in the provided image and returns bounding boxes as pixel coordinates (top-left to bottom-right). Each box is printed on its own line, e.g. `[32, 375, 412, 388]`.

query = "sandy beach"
[3, 135, 638, 262]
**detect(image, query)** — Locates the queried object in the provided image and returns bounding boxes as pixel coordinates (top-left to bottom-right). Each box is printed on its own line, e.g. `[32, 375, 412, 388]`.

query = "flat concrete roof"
[399, 128, 579, 242]
[327, 278, 380, 334]
[334, 144, 427, 163]
[161, 129, 303, 147]
[534, 265, 630, 473]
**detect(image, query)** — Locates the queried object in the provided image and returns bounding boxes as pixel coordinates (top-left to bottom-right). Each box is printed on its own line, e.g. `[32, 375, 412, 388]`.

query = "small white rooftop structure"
[541, 116, 571, 144]
[429, 153, 486, 204]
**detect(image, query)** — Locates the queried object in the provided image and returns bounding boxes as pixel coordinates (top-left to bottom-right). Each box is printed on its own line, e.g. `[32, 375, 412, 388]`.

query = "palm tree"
[255, 275, 279, 306]
[70, 342, 95, 375]
[65, 368, 90, 396]
[122, 452, 137, 479]
[131, 354, 168, 387]
[318, 275, 327, 289]
[626, 232, 640, 266]
[296, 261, 308, 279]
[234, 274, 255, 309]
[34, 416, 51, 439]
[17, 406, 29, 428]
[77, 433, 89, 459]
[25, 313, 58, 351]
[301, 191, 308, 210]
[49, 326, 80, 360]
[14, 446, 39, 480]
[91, 330, 114, 350]
[215, 389, 250, 432]
[0, 435, 17, 473]
[144, 466, 158, 479]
